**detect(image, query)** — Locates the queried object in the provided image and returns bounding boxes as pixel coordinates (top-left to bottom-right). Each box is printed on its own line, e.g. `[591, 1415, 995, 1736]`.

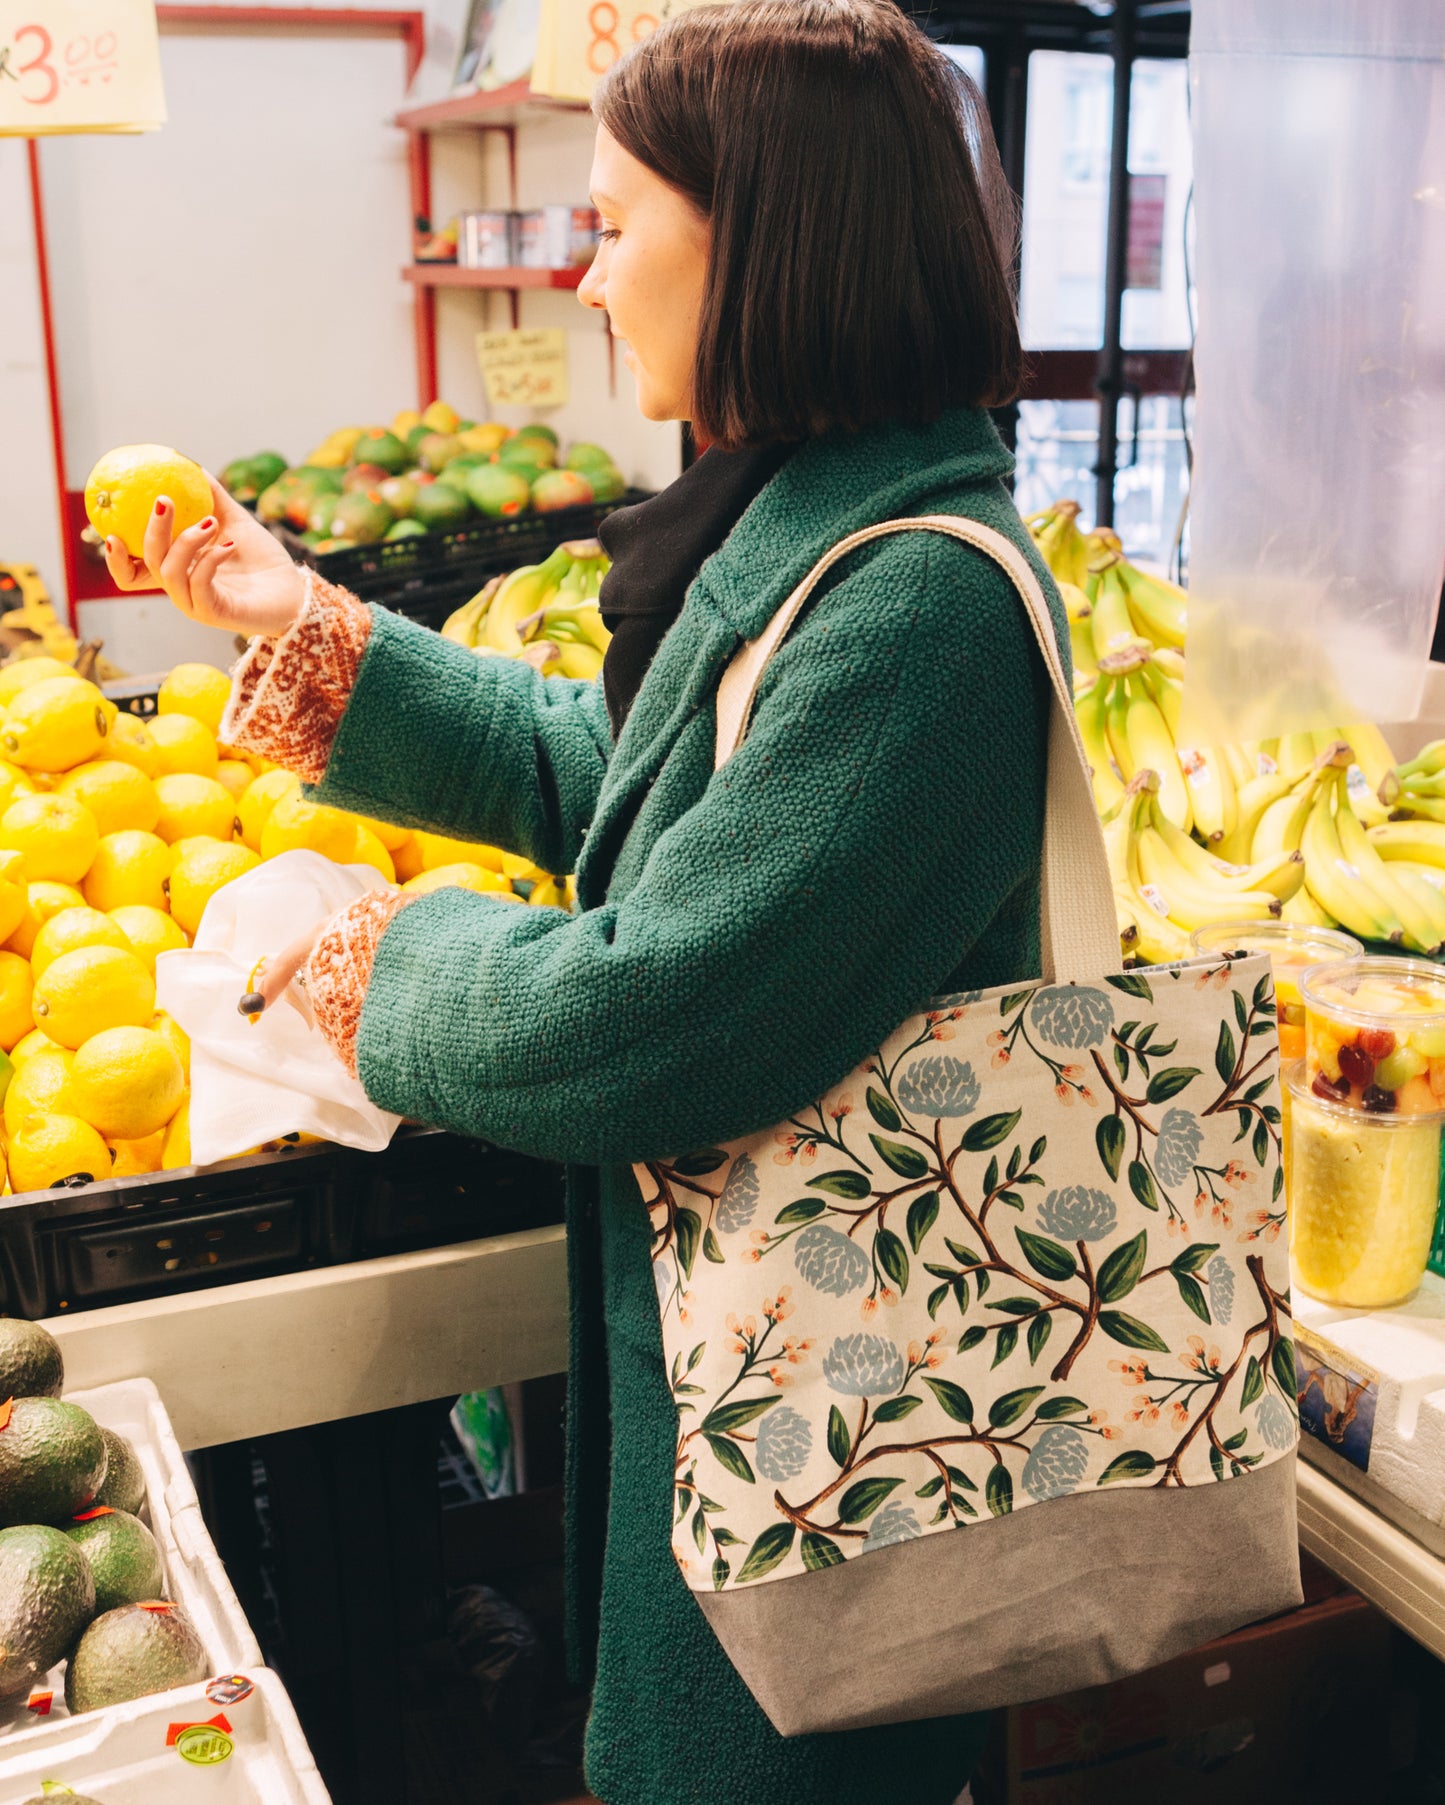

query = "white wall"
[0, 0, 680, 675]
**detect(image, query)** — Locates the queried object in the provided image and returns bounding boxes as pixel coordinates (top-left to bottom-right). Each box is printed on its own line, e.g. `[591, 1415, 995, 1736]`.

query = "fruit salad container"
[1284, 1063, 1444, 1309]
[1190, 921, 1362, 1064]
[1301, 957, 1445, 1117]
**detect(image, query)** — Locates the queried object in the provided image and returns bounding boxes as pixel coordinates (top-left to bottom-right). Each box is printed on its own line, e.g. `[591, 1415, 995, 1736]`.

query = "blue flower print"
[755, 1405, 813, 1481]
[794, 1224, 871, 1295]
[1022, 1425, 1091, 1501]
[897, 1056, 980, 1118]
[1255, 1393, 1297, 1451]
[1028, 984, 1116, 1050]
[716, 1152, 761, 1235]
[823, 1334, 906, 1398]
[1038, 1185, 1117, 1243]
[1206, 1254, 1235, 1327]
[1155, 1108, 1204, 1189]
[863, 1501, 923, 1551]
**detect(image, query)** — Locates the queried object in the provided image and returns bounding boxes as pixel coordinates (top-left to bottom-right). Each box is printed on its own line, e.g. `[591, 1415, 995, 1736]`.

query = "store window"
[1013, 399, 1100, 524]
[1113, 394, 1191, 572]
[938, 42, 986, 88]
[1121, 59, 1193, 352]
[1018, 53, 1113, 349]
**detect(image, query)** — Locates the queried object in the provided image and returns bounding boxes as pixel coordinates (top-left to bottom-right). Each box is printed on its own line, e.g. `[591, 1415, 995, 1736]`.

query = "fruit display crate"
[0, 1128, 565, 1320]
[0, 1668, 328, 1800]
[0, 1377, 262, 1744]
[267, 487, 651, 626]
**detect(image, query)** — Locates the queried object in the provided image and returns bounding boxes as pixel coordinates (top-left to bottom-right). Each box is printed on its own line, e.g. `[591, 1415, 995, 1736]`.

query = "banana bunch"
[1028, 496, 1409, 964]
[440, 539, 611, 682]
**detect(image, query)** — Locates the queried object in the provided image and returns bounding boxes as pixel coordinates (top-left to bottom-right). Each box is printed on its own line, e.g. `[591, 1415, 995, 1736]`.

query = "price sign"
[0, 0, 165, 136]
[531, 0, 729, 102]
[476, 328, 570, 408]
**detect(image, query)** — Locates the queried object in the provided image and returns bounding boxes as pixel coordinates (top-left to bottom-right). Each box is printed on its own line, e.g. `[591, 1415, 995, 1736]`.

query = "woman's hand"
[104, 473, 307, 638]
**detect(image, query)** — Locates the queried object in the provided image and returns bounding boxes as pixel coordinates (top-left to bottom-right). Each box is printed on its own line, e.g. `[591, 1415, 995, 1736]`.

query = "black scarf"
[597, 441, 796, 735]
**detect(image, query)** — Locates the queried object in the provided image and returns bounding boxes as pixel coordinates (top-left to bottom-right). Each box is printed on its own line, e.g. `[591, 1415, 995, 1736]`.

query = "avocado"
[249, 451, 288, 492]
[220, 456, 264, 502]
[0, 1318, 64, 1399]
[564, 441, 617, 473]
[464, 465, 531, 520]
[65, 1600, 208, 1714]
[515, 422, 559, 449]
[495, 442, 549, 483]
[411, 483, 473, 532]
[65, 1508, 164, 1614]
[0, 1397, 107, 1527]
[0, 1522, 96, 1699]
[581, 461, 626, 504]
[349, 430, 409, 474]
[92, 1427, 145, 1514]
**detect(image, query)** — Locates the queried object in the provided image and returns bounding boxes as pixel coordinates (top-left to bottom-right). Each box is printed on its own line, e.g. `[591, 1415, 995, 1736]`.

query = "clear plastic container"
[1301, 957, 1445, 1117]
[1189, 921, 1362, 1065]
[1285, 1062, 1443, 1308]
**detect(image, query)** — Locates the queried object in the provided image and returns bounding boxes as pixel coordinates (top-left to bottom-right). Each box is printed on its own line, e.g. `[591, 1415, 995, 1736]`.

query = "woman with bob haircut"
[107, 1, 1063, 1796]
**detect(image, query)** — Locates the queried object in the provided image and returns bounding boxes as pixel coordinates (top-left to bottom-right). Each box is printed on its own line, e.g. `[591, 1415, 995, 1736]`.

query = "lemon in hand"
[2, 678, 115, 773]
[83, 830, 173, 912]
[71, 1026, 185, 1141]
[158, 663, 231, 737]
[84, 445, 212, 559]
[30, 905, 134, 979]
[56, 761, 159, 837]
[109, 906, 187, 973]
[9, 1115, 110, 1193]
[5, 1047, 76, 1137]
[168, 838, 259, 935]
[33, 945, 153, 1048]
[0, 794, 100, 883]
[153, 774, 236, 845]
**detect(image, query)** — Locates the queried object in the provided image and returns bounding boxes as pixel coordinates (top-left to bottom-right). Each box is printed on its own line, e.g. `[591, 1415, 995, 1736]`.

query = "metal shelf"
[402, 263, 587, 291]
[396, 78, 586, 134]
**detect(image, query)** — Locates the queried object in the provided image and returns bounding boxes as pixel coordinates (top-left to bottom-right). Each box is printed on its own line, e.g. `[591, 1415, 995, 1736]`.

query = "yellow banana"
[1367, 820, 1445, 867]
[1335, 783, 1445, 954]
[1120, 781, 1194, 964]
[1075, 683, 1127, 816]
[1218, 766, 1291, 866]
[1342, 719, 1397, 793]
[1280, 884, 1339, 929]
[1123, 680, 1190, 833]
[1150, 646, 1187, 683]
[1088, 557, 1141, 663]
[1147, 799, 1303, 902]
[553, 641, 606, 682]
[1251, 752, 1340, 863]
[1220, 742, 1257, 793]
[1059, 581, 1097, 689]
[1177, 744, 1236, 848]
[1277, 732, 1318, 785]
[1301, 773, 1403, 945]
[1133, 825, 1280, 932]
[1028, 501, 1091, 588]
[1119, 561, 1188, 650]
[1104, 678, 1135, 783]
[1139, 660, 1183, 741]
[1374, 858, 1445, 895]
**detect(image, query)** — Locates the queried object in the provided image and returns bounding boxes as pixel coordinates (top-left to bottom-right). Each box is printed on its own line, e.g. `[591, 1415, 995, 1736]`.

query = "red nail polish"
[154, 500, 167, 515]
[200, 517, 215, 531]
[219, 540, 234, 550]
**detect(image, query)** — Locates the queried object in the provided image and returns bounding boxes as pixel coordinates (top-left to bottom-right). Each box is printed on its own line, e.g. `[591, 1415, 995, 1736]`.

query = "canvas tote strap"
[714, 515, 1118, 982]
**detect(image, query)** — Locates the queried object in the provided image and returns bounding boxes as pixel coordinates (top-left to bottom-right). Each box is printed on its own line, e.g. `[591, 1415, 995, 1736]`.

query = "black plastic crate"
[269, 488, 650, 626]
[0, 1128, 564, 1319]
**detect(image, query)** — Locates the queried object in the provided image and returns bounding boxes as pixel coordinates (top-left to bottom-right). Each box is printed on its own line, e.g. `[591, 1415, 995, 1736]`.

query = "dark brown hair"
[595, 0, 1021, 450]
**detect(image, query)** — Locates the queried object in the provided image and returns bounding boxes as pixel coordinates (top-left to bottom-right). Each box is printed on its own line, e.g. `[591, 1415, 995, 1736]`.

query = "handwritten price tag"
[0, 0, 165, 136]
[477, 328, 570, 409]
[531, 0, 730, 102]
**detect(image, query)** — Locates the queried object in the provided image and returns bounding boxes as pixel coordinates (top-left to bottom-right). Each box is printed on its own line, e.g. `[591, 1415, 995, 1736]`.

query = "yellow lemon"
[55, 760, 159, 836]
[392, 408, 422, 439]
[414, 831, 507, 873]
[83, 444, 212, 560]
[70, 1025, 185, 1141]
[458, 423, 510, 456]
[237, 768, 299, 851]
[349, 828, 396, 882]
[10, 1028, 58, 1065]
[5, 881, 85, 959]
[0, 794, 100, 883]
[152, 1011, 190, 1080]
[216, 759, 253, 802]
[351, 813, 411, 853]
[146, 713, 218, 779]
[0, 763, 36, 814]
[0, 658, 81, 711]
[161, 1097, 191, 1170]
[109, 1129, 166, 1176]
[31, 906, 134, 980]
[153, 774, 236, 845]
[82, 830, 173, 912]
[9, 1114, 110, 1193]
[157, 663, 231, 737]
[109, 906, 187, 973]
[392, 836, 424, 882]
[106, 713, 162, 780]
[0, 950, 34, 1050]
[261, 788, 357, 864]
[0, 855, 27, 946]
[168, 839, 260, 936]
[33, 946, 153, 1049]
[421, 399, 461, 433]
[1, 678, 115, 773]
[402, 862, 512, 897]
[5, 1048, 75, 1137]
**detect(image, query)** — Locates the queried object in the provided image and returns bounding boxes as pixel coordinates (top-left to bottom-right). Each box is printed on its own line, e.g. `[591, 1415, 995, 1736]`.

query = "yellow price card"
[0, 0, 166, 136]
[531, 0, 729, 102]
[477, 328, 570, 409]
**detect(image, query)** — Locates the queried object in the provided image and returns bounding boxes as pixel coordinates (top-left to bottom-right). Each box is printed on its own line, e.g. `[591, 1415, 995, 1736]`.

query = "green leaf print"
[703, 1397, 780, 1436]
[1037, 1396, 1089, 1420]
[989, 1385, 1045, 1428]
[873, 1394, 923, 1422]
[809, 1170, 872, 1199]
[867, 1087, 902, 1131]
[927, 1283, 950, 1320]
[876, 1227, 910, 1293]
[961, 1110, 1023, 1153]
[1015, 1228, 1078, 1281]
[1175, 1272, 1210, 1323]
[1171, 1243, 1219, 1275]
[673, 1148, 728, 1176]
[1215, 1020, 1237, 1086]
[1272, 1337, 1297, 1397]
[827, 1404, 852, 1467]
[870, 1135, 930, 1179]
[838, 1477, 904, 1524]
[692, 1507, 708, 1554]
[1240, 1356, 1265, 1409]
[703, 1228, 725, 1264]
[992, 1323, 1019, 1367]
[675, 1208, 702, 1277]
[907, 1191, 941, 1253]
[1253, 1119, 1270, 1167]
[1096, 1231, 1148, 1304]
[1027, 1311, 1053, 1364]
[1098, 1311, 1170, 1353]
[801, 1532, 845, 1571]
[1128, 1161, 1162, 1212]
[1146, 1067, 1202, 1104]
[737, 1522, 796, 1583]
[958, 1326, 987, 1354]
[776, 1198, 828, 1224]
[1099, 1450, 1157, 1485]
[704, 1434, 756, 1484]
[1096, 1114, 1126, 1182]
[923, 1376, 976, 1421]
[986, 1464, 1014, 1517]
[1106, 973, 1154, 1000]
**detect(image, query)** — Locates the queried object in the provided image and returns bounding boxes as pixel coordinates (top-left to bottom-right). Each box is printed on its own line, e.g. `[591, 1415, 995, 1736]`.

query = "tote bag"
[634, 516, 1300, 1736]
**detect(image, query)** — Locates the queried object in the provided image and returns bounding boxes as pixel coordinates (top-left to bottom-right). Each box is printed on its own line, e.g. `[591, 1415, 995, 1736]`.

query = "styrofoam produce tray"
[0, 1378, 262, 1738]
[0, 1669, 329, 1801]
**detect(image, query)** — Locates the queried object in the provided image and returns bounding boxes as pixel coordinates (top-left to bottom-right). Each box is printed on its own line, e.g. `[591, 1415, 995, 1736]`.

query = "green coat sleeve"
[355, 536, 1052, 1165]
[312, 605, 613, 874]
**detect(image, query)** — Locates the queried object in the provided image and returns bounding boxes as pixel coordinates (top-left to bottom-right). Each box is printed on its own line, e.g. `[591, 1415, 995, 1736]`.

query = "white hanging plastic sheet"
[1181, 0, 1445, 744]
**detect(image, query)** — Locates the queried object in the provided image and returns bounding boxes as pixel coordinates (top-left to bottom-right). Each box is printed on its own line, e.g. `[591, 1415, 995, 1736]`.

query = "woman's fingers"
[248, 929, 319, 1013]
[141, 496, 177, 578]
[103, 537, 150, 593]
[156, 512, 221, 618]
[187, 536, 239, 626]
[206, 472, 251, 530]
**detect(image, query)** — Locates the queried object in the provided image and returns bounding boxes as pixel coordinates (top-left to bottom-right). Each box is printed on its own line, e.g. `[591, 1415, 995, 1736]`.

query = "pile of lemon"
[0, 658, 568, 1197]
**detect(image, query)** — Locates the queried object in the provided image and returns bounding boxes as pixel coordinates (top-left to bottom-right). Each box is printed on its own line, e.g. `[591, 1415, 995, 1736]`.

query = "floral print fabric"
[635, 955, 1296, 1593]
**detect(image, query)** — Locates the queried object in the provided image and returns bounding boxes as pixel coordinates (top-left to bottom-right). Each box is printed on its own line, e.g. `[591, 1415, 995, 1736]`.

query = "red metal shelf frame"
[403, 264, 586, 291]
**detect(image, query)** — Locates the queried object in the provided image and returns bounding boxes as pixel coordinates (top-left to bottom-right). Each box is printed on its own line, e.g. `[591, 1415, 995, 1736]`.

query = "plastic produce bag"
[155, 850, 402, 1165]
[1183, 0, 1445, 744]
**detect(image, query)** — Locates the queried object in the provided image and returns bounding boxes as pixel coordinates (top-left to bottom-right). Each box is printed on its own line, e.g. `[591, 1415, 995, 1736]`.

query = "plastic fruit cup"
[1189, 921, 1362, 1065]
[1301, 956, 1445, 1119]
[1284, 1062, 1442, 1308]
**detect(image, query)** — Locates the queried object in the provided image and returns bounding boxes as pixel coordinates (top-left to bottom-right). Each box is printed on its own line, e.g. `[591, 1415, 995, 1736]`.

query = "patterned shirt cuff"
[304, 888, 413, 1078]
[221, 566, 373, 784]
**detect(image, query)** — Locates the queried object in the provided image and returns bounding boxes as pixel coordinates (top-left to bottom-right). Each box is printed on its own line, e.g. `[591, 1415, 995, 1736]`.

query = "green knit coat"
[313, 408, 1063, 1805]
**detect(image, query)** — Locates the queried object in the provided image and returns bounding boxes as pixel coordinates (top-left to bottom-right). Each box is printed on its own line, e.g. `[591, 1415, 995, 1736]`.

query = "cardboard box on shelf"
[973, 1572, 1390, 1805]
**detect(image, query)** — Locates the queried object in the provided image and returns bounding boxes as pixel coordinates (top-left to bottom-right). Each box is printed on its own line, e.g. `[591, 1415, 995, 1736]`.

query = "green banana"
[1335, 779, 1445, 954]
